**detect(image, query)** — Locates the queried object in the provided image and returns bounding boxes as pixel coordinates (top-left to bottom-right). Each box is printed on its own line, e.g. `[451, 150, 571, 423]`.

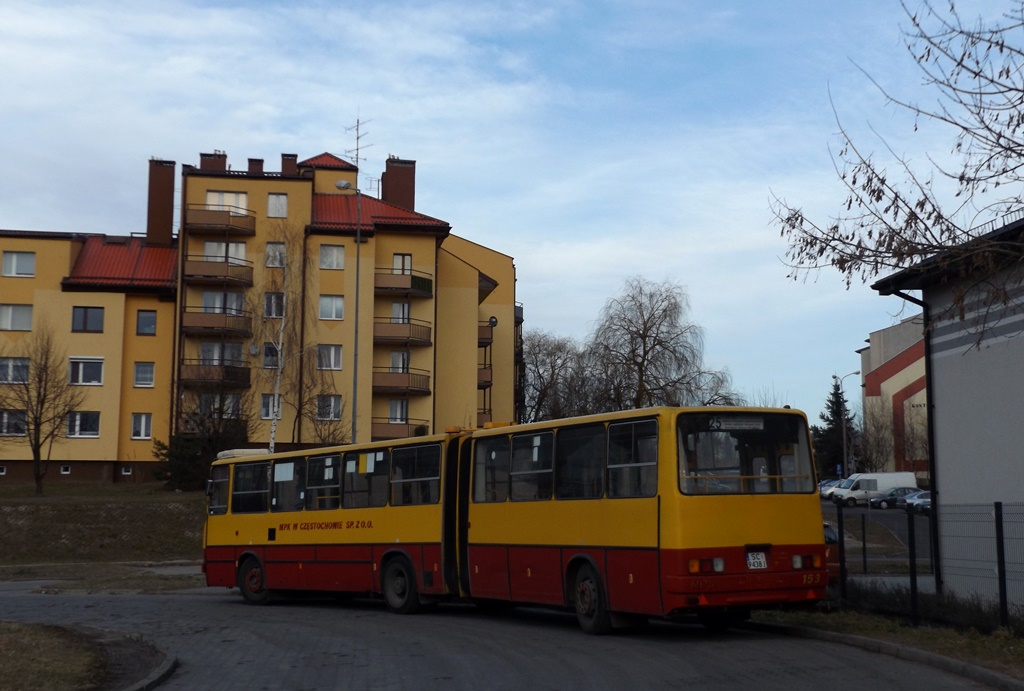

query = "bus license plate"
[746, 552, 768, 570]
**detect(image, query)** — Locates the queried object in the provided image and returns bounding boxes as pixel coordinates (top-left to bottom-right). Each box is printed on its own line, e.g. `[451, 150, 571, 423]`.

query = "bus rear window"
[678, 413, 815, 495]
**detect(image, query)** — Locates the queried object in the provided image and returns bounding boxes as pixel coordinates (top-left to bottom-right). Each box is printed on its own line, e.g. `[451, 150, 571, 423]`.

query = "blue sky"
[0, 1, 1004, 420]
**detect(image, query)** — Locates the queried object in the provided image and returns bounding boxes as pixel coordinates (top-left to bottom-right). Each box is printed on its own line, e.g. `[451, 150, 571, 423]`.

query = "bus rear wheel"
[383, 558, 421, 615]
[237, 556, 271, 605]
[574, 564, 611, 635]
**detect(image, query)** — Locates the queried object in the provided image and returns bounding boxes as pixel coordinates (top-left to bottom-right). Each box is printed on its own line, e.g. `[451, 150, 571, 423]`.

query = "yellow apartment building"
[0, 152, 521, 483]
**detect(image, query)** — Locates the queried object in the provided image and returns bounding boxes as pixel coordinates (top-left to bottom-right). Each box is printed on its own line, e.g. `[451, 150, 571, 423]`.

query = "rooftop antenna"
[345, 117, 373, 188]
[344, 116, 372, 443]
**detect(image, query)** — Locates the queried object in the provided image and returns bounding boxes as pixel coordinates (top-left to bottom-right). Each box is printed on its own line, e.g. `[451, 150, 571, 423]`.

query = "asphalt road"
[0, 581, 993, 691]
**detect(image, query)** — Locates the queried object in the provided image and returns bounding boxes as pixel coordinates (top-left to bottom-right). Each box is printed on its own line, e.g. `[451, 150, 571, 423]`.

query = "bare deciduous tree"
[771, 1, 1024, 334]
[0, 325, 86, 495]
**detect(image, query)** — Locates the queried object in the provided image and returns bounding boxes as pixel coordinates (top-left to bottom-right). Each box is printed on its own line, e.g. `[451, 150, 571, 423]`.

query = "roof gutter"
[889, 289, 942, 596]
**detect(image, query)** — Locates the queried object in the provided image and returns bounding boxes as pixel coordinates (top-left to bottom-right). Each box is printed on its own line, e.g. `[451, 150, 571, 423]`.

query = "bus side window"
[306, 455, 341, 510]
[208, 465, 230, 515]
[271, 459, 306, 512]
[510, 432, 553, 501]
[608, 419, 658, 498]
[343, 450, 389, 508]
[555, 424, 605, 499]
[473, 437, 509, 502]
[232, 461, 270, 513]
[391, 444, 441, 506]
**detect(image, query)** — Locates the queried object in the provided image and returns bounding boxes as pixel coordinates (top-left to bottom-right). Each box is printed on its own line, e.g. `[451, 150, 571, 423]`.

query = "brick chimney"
[281, 153, 298, 177]
[381, 156, 416, 211]
[199, 151, 227, 172]
[248, 158, 264, 174]
[146, 158, 175, 246]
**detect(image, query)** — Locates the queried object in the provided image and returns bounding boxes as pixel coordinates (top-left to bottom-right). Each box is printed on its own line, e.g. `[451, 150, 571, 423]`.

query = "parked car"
[868, 486, 920, 510]
[904, 490, 932, 514]
[819, 479, 841, 499]
[896, 489, 927, 511]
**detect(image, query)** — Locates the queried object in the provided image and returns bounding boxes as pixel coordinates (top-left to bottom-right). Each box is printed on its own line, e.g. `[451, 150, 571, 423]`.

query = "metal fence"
[823, 500, 1024, 630]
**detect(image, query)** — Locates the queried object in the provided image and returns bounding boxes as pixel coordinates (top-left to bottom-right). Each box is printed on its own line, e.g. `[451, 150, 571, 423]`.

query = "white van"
[830, 472, 918, 507]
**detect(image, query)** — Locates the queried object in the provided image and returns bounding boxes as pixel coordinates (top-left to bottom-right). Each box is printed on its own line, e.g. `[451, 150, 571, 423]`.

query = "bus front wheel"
[237, 556, 271, 605]
[383, 558, 421, 615]
[574, 564, 611, 635]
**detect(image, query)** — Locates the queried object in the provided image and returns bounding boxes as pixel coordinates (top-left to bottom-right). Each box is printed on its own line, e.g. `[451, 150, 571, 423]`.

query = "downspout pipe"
[891, 289, 942, 596]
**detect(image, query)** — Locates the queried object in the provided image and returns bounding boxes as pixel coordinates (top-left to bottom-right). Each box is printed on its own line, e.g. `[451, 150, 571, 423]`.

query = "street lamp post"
[335, 179, 362, 442]
[833, 370, 860, 477]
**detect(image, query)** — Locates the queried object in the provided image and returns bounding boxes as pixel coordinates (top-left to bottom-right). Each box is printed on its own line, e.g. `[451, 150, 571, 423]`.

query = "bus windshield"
[678, 411, 815, 495]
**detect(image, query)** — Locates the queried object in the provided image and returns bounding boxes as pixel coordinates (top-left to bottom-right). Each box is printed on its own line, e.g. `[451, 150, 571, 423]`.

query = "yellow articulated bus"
[203, 406, 828, 633]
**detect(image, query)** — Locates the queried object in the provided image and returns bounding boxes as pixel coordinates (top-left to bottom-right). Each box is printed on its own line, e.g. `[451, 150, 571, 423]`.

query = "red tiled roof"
[62, 235, 177, 293]
[311, 194, 450, 234]
[299, 152, 358, 170]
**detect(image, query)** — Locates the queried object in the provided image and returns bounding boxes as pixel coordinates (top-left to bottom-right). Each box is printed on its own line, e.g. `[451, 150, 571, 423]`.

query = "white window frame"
[268, 193, 288, 218]
[319, 244, 344, 270]
[0, 410, 27, 437]
[199, 393, 241, 419]
[390, 351, 409, 373]
[60, 465, 71, 475]
[316, 395, 342, 420]
[0, 466, 6, 476]
[260, 394, 283, 420]
[389, 399, 408, 424]
[391, 301, 410, 324]
[67, 411, 100, 438]
[0, 357, 29, 384]
[199, 342, 243, 366]
[131, 413, 152, 440]
[206, 190, 248, 214]
[317, 344, 342, 370]
[69, 357, 104, 386]
[262, 343, 279, 369]
[0, 304, 32, 331]
[318, 295, 344, 320]
[264, 292, 285, 318]
[134, 362, 155, 388]
[121, 466, 133, 476]
[265, 242, 285, 267]
[2, 251, 35, 277]
[202, 291, 244, 315]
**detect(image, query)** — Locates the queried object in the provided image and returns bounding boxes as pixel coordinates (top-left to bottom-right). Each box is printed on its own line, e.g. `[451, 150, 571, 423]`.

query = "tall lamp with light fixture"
[833, 370, 860, 477]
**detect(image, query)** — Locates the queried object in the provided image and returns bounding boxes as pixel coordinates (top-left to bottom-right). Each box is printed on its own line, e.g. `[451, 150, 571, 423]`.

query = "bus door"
[441, 434, 464, 595]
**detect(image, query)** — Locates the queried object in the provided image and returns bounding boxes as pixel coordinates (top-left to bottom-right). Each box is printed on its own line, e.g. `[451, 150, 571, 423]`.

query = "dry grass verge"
[0, 622, 104, 691]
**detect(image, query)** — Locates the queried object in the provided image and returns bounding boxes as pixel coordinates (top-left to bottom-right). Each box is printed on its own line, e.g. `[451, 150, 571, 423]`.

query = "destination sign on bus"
[707, 416, 764, 431]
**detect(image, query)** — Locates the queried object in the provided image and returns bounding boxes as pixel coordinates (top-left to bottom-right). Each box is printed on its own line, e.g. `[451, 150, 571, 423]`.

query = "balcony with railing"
[179, 359, 251, 389]
[374, 269, 433, 297]
[372, 368, 431, 395]
[183, 255, 254, 286]
[184, 203, 256, 236]
[180, 307, 252, 337]
[478, 322, 494, 346]
[371, 417, 430, 441]
[478, 365, 492, 390]
[477, 410, 492, 427]
[373, 318, 432, 346]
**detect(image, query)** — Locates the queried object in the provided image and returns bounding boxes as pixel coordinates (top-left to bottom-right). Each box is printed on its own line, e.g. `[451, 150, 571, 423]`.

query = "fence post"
[837, 503, 847, 601]
[907, 509, 919, 626]
[861, 513, 868, 574]
[994, 502, 1008, 629]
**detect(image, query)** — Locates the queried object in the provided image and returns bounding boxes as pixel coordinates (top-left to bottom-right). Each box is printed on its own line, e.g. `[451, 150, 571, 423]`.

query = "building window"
[319, 295, 344, 320]
[262, 343, 279, 369]
[0, 410, 27, 437]
[121, 466, 133, 476]
[264, 292, 285, 318]
[393, 253, 412, 275]
[200, 342, 243, 366]
[134, 362, 155, 387]
[72, 306, 104, 333]
[389, 399, 408, 424]
[60, 465, 71, 475]
[204, 240, 246, 265]
[265, 242, 285, 267]
[316, 395, 342, 420]
[316, 344, 342, 370]
[131, 413, 152, 440]
[260, 394, 283, 420]
[0, 358, 29, 384]
[1, 251, 35, 277]
[67, 411, 100, 438]
[0, 466, 6, 476]
[390, 351, 409, 373]
[268, 193, 288, 218]
[136, 310, 157, 335]
[0, 304, 32, 331]
[391, 301, 410, 324]
[69, 358, 104, 385]
[202, 291, 244, 315]
[199, 393, 240, 419]
[319, 244, 344, 270]
[206, 190, 248, 213]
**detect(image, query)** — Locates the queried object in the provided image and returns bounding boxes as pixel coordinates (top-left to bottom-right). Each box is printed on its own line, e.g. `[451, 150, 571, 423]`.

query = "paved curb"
[122, 651, 177, 691]
[746, 622, 1024, 691]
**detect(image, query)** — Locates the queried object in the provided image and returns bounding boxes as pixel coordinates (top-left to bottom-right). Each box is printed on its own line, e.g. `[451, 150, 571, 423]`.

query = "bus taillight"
[688, 557, 725, 574]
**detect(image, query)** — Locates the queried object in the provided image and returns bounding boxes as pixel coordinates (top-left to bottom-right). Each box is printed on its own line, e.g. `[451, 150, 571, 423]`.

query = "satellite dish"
[335, 180, 353, 190]
[488, 316, 498, 328]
